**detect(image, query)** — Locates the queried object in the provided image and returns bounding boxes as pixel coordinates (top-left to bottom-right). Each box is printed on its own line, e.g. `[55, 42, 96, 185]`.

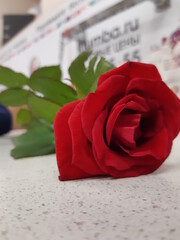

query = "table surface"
[0, 133, 180, 240]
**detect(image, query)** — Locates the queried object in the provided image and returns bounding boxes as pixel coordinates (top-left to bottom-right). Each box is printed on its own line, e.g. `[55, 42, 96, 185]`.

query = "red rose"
[54, 62, 180, 181]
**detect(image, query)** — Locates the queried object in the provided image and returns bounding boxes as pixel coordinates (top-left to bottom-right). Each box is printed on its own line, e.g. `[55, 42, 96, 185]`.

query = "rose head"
[54, 62, 180, 181]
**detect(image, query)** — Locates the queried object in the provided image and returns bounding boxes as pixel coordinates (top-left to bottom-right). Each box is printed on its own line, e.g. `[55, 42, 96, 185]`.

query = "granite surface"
[0, 134, 180, 240]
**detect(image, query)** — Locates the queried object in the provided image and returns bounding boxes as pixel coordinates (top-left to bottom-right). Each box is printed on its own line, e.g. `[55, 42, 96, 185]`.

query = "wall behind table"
[0, 0, 180, 97]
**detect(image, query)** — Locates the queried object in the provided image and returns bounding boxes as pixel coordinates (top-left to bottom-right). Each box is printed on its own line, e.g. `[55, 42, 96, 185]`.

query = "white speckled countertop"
[0, 134, 180, 240]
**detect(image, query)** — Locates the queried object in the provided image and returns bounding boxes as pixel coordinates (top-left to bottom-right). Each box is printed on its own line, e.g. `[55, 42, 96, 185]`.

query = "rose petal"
[140, 109, 164, 138]
[111, 112, 141, 149]
[106, 104, 125, 145]
[82, 75, 129, 141]
[92, 108, 170, 178]
[106, 94, 148, 146]
[92, 109, 109, 173]
[93, 109, 141, 172]
[106, 163, 160, 178]
[124, 95, 150, 113]
[119, 127, 172, 160]
[98, 62, 162, 87]
[127, 78, 180, 139]
[68, 101, 104, 176]
[54, 100, 90, 181]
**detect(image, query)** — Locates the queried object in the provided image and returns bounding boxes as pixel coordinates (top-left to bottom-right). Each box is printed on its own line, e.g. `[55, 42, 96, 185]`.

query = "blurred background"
[0, 0, 66, 46]
[0, 0, 180, 95]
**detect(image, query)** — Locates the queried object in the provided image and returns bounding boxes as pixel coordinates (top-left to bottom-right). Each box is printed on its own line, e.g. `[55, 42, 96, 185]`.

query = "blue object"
[0, 104, 12, 135]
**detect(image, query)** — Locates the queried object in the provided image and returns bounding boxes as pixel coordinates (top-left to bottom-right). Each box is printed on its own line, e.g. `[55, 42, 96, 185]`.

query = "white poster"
[0, 0, 180, 96]
[61, 0, 180, 96]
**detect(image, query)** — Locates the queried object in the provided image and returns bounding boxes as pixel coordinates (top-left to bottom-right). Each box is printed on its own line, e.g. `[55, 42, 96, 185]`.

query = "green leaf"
[91, 57, 115, 92]
[27, 118, 50, 130]
[0, 66, 28, 87]
[69, 51, 91, 98]
[30, 73, 77, 106]
[12, 125, 54, 146]
[11, 125, 55, 159]
[30, 65, 61, 82]
[69, 51, 114, 98]
[11, 144, 55, 159]
[0, 88, 28, 106]
[28, 93, 60, 124]
[16, 109, 32, 125]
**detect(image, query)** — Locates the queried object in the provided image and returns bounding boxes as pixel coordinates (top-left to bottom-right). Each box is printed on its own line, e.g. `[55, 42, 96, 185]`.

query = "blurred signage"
[0, 0, 180, 96]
